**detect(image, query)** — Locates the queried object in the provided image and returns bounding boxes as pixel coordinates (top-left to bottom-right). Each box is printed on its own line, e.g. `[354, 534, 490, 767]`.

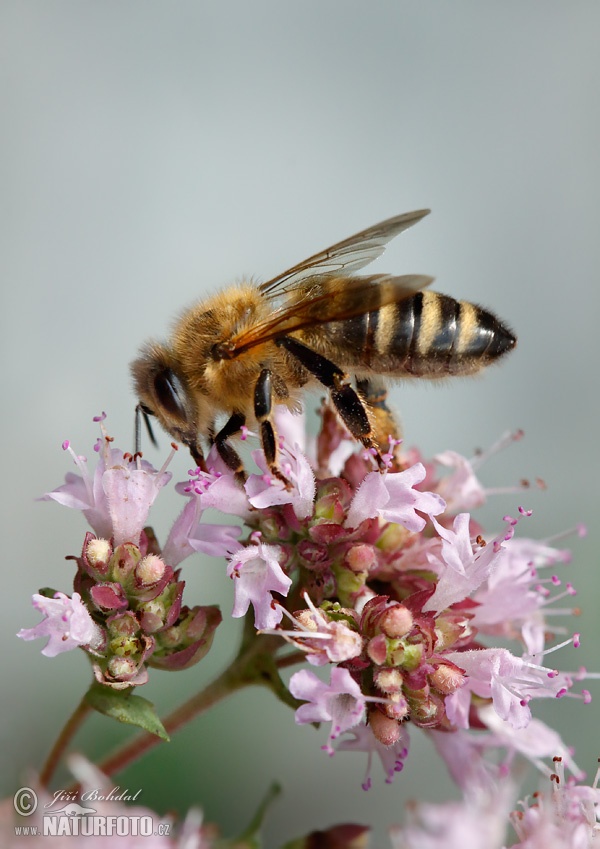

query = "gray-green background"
[2, 3, 599, 845]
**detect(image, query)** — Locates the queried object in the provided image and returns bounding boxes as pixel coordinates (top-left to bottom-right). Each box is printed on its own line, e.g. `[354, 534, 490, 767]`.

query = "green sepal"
[84, 683, 169, 740]
[37, 587, 59, 598]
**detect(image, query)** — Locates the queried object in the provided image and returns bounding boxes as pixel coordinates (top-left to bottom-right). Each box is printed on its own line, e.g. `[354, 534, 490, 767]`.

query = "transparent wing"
[259, 209, 430, 297]
[225, 273, 434, 357]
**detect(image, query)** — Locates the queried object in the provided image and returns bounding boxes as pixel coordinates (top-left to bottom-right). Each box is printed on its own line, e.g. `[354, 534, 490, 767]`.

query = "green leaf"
[85, 683, 169, 740]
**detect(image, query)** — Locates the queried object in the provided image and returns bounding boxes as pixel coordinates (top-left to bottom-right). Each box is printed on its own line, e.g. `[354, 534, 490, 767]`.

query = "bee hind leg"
[254, 368, 292, 489]
[356, 377, 403, 469]
[276, 336, 385, 470]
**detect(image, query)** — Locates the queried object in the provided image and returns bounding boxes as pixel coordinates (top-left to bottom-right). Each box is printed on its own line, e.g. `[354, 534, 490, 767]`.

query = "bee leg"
[186, 439, 207, 472]
[356, 378, 404, 469]
[254, 368, 292, 488]
[214, 412, 247, 484]
[276, 336, 385, 469]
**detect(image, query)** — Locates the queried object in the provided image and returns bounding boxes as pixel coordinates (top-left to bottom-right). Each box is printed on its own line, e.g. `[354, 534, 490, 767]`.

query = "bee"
[131, 210, 515, 481]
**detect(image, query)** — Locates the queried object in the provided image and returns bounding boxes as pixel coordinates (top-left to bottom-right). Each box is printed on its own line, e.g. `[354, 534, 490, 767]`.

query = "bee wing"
[226, 273, 434, 357]
[259, 209, 430, 296]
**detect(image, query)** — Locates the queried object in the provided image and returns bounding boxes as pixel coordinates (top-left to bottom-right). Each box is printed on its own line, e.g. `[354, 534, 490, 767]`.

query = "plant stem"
[40, 697, 92, 788]
[97, 633, 282, 778]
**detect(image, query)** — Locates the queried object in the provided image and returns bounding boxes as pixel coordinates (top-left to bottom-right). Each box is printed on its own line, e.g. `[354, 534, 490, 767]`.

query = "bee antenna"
[135, 403, 159, 454]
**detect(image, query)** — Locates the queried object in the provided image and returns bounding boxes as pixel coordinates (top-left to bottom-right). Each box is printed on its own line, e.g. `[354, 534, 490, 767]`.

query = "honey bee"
[131, 210, 515, 481]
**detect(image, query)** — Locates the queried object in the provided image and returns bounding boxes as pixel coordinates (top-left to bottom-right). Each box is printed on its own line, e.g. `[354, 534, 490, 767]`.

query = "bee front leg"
[214, 412, 247, 484]
[276, 336, 385, 470]
[254, 368, 292, 488]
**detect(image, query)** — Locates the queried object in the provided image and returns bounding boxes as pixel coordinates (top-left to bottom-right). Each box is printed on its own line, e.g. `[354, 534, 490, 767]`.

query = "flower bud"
[150, 605, 222, 670]
[90, 582, 128, 612]
[374, 667, 404, 694]
[345, 544, 376, 574]
[383, 692, 410, 721]
[297, 539, 331, 570]
[258, 511, 293, 542]
[107, 610, 138, 638]
[86, 537, 113, 571]
[377, 522, 410, 552]
[107, 655, 139, 680]
[369, 708, 402, 746]
[135, 554, 166, 586]
[367, 634, 388, 666]
[429, 662, 466, 695]
[110, 543, 142, 585]
[380, 604, 413, 639]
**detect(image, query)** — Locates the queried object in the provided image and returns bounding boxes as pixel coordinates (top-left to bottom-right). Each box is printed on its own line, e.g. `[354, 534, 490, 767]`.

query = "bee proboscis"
[131, 210, 516, 481]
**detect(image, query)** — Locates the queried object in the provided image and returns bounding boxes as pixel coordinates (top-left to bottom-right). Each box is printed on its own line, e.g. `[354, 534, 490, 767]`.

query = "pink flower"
[272, 595, 363, 666]
[162, 494, 242, 567]
[434, 449, 487, 512]
[227, 542, 292, 629]
[510, 757, 600, 847]
[478, 704, 583, 779]
[18, 592, 103, 657]
[289, 667, 367, 755]
[389, 782, 514, 849]
[245, 446, 316, 521]
[345, 464, 446, 532]
[184, 446, 252, 519]
[43, 436, 171, 546]
[423, 514, 510, 612]
[429, 727, 501, 793]
[472, 537, 574, 654]
[444, 648, 566, 730]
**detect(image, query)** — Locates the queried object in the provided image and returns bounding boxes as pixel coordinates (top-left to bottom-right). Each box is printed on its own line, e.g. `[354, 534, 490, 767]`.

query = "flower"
[28, 420, 227, 687]
[266, 593, 364, 666]
[18, 592, 104, 657]
[245, 443, 316, 521]
[389, 756, 600, 849]
[422, 513, 514, 613]
[443, 648, 567, 730]
[184, 445, 252, 519]
[162, 493, 241, 566]
[28, 409, 592, 796]
[389, 781, 515, 849]
[227, 542, 292, 629]
[289, 667, 369, 755]
[345, 464, 446, 532]
[43, 434, 172, 546]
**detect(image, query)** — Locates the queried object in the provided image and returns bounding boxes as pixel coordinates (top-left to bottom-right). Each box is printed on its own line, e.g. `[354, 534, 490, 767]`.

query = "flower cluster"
[20, 404, 588, 794]
[389, 757, 600, 848]
[19, 418, 238, 687]
[216, 404, 586, 787]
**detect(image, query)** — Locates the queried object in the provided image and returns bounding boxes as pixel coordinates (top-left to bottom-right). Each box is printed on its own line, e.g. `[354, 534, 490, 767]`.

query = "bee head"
[130, 344, 203, 461]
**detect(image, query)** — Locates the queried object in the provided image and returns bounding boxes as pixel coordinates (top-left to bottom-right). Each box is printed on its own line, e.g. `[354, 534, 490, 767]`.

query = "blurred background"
[2, 2, 599, 845]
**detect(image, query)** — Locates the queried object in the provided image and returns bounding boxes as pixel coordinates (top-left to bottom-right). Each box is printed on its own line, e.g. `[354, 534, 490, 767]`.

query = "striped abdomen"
[303, 290, 516, 378]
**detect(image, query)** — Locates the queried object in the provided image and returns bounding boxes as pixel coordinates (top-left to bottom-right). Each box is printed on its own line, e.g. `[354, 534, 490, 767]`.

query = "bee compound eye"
[153, 369, 188, 422]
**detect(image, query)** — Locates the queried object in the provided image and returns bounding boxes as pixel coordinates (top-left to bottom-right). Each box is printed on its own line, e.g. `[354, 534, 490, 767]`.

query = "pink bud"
[136, 554, 166, 586]
[345, 544, 376, 574]
[374, 667, 404, 694]
[381, 604, 413, 639]
[369, 709, 402, 746]
[429, 662, 466, 695]
[367, 633, 388, 665]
